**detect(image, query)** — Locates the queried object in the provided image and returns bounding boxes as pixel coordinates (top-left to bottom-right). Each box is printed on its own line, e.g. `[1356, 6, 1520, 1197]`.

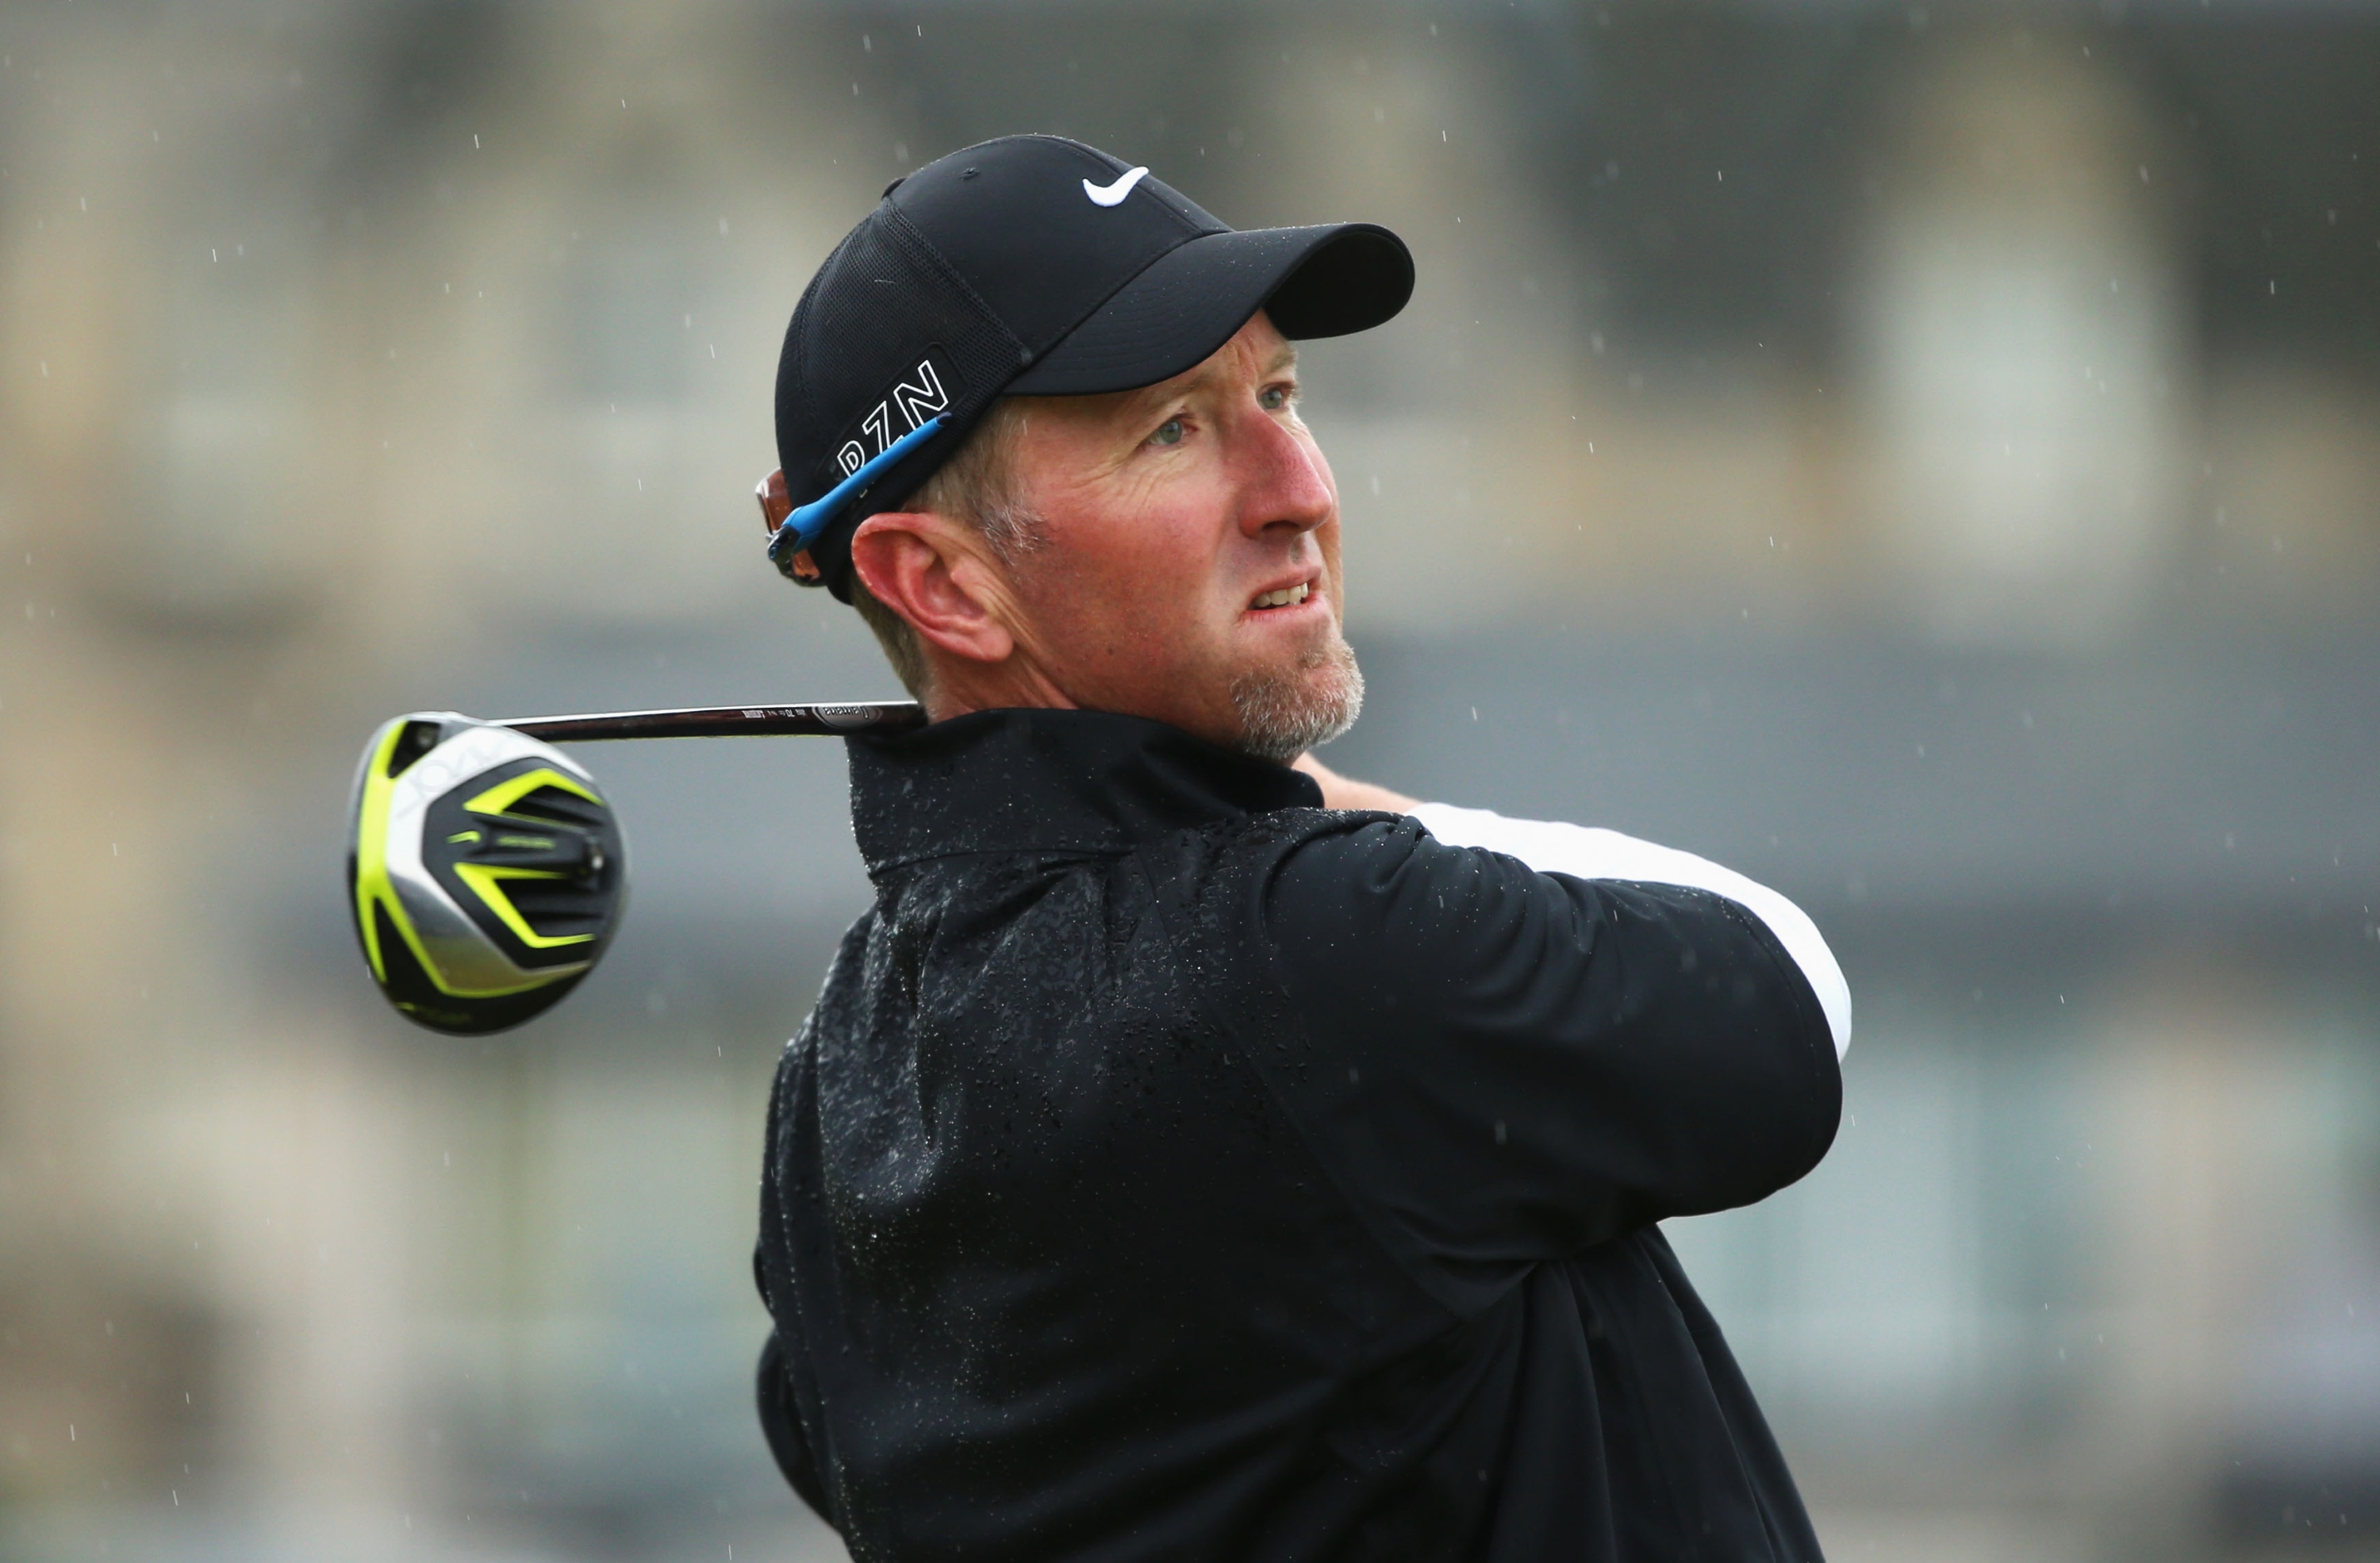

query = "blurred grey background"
[2, 0, 2378, 1557]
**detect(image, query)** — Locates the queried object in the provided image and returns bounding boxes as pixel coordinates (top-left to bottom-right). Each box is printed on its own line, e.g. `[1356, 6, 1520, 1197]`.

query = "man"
[753, 135, 1852, 1562]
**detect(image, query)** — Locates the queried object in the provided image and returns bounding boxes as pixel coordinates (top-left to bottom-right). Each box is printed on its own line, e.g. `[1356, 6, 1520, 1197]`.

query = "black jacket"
[755, 708, 1842, 1561]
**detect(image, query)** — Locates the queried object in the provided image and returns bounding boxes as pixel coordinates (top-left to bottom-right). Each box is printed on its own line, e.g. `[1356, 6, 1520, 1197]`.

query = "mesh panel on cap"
[777, 210, 1023, 508]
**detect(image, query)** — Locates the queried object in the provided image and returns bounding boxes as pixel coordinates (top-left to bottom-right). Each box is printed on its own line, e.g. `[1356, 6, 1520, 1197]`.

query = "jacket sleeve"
[1408, 802, 1852, 1059]
[1250, 810, 1844, 1314]
[753, 1035, 837, 1527]
[755, 1323, 832, 1521]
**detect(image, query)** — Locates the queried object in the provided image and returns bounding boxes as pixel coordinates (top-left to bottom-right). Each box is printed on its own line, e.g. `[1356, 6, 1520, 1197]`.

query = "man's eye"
[1259, 385, 1293, 411]
[1149, 417, 1186, 447]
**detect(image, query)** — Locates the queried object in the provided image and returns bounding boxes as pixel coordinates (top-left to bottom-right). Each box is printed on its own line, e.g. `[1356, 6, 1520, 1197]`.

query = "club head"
[346, 712, 628, 1035]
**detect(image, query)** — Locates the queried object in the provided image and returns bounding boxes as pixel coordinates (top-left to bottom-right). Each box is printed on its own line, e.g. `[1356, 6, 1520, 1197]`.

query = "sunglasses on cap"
[754, 414, 951, 585]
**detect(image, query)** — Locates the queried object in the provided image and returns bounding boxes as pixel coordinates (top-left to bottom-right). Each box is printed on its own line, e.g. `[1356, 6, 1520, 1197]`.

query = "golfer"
[753, 135, 1852, 1562]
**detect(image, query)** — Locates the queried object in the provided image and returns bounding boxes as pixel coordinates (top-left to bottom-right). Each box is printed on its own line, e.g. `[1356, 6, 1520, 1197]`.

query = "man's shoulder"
[1176, 803, 1415, 855]
[1133, 805, 1420, 898]
[1126, 807, 1453, 1001]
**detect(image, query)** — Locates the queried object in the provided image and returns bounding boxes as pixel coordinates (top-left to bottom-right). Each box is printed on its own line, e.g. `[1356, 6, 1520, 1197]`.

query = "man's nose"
[1234, 410, 1335, 541]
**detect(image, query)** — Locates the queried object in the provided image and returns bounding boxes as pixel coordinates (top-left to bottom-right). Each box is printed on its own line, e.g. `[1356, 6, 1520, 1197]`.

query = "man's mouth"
[1250, 582, 1312, 610]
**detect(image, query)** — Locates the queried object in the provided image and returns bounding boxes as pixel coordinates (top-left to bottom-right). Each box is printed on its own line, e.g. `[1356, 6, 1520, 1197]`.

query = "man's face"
[995, 313, 1361, 760]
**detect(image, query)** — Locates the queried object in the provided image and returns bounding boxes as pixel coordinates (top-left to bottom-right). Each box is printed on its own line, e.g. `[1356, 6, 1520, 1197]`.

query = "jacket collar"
[847, 707, 1323, 874]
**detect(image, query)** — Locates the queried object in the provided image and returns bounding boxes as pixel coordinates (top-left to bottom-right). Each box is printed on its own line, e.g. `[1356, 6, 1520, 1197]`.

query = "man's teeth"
[1253, 583, 1311, 609]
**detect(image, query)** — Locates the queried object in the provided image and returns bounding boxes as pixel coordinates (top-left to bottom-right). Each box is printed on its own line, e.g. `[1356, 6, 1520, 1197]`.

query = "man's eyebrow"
[1127, 343, 1299, 417]
[1131, 359, 1219, 410]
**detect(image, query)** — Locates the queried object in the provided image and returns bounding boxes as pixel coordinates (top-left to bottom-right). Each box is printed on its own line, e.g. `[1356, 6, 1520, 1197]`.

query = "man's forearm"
[1293, 754, 1421, 814]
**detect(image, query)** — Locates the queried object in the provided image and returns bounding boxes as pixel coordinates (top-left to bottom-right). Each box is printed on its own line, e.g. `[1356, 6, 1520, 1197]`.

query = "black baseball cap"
[770, 134, 1415, 601]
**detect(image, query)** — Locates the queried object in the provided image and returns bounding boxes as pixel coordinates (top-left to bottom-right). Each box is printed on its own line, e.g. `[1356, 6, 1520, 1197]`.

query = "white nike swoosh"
[1082, 166, 1150, 207]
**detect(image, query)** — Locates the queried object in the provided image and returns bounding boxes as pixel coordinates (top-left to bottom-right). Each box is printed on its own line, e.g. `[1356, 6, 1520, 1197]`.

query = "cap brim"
[1006, 222, 1414, 397]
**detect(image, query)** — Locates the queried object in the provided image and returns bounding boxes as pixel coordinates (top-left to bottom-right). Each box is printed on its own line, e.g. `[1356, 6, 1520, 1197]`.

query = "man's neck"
[920, 657, 1077, 724]
[918, 653, 1248, 761]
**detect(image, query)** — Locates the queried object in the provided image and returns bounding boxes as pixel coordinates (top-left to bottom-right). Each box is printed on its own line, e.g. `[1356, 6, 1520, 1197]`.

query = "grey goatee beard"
[1229, 637, 1365, 765]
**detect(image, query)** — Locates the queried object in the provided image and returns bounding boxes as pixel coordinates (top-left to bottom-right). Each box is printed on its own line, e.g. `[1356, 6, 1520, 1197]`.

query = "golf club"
[346, 700, 923, 1036]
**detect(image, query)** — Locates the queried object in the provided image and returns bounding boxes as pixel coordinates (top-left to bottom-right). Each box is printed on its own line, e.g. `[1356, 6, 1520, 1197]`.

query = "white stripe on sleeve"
[1407, 802, 1852, 1060]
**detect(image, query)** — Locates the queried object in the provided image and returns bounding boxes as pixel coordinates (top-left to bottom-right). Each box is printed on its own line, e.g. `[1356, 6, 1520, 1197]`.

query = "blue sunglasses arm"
[766, 413, 954, 569]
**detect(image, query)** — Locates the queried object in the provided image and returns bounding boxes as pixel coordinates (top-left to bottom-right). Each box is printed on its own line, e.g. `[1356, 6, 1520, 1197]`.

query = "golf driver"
[347, 701, 924, 1036]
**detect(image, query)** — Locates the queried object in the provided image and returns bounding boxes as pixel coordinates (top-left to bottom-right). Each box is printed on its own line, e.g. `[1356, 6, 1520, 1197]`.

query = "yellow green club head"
[346, 713, 628, 1035]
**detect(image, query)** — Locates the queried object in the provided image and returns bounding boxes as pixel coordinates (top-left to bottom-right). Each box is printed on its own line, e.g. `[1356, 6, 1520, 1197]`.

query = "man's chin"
[1227, 639, 1365, 765]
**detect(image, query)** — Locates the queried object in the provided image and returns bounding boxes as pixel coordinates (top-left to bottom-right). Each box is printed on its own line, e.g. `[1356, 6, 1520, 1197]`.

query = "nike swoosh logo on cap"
[1082, 166, 1150, 207]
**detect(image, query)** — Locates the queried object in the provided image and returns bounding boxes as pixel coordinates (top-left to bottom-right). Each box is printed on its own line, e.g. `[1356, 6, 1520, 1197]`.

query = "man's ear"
[848, 511, 1018, 669]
